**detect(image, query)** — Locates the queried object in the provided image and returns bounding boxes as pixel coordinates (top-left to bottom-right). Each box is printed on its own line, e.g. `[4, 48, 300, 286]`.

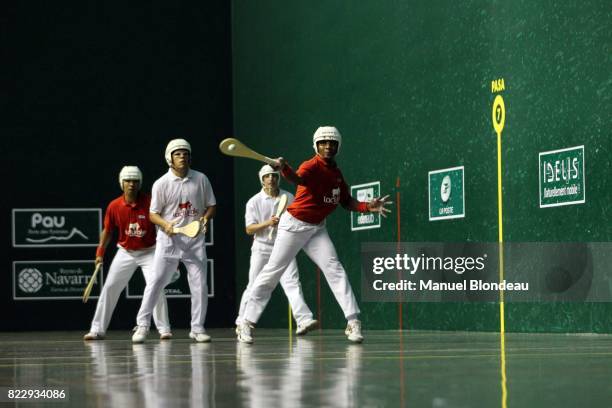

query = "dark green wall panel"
[233, 1, 611, 332]
[2, 1, 235, 330]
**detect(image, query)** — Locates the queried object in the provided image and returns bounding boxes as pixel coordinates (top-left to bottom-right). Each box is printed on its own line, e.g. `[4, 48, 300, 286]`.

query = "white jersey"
[137, 170, 213, 333]
[151, 168, 216, 242]
[245, 189, 294, 245]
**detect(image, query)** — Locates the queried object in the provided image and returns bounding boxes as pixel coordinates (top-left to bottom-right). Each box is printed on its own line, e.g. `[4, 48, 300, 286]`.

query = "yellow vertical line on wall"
[498, 132, 507, 408]
[492, 90, 507, 408]
[497, 131, 505, 318]
[497, 132, 503, 244]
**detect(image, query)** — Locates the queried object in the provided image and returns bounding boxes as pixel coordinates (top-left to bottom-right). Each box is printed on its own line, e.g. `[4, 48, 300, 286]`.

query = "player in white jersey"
[132, 139, 217, 343]
[235, 165, 318, 343]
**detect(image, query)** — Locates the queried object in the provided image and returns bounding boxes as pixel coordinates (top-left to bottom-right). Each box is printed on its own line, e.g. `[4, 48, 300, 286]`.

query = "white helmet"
[312, 126, 342, 154]
[258, 164, 279, 187]
[164, 138, 192, 166]
[118, 166, 143, 189]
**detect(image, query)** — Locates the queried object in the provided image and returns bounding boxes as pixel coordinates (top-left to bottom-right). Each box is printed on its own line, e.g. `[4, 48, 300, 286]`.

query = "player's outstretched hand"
[367, 195, 393, 218]
[271, 157, 287, 170]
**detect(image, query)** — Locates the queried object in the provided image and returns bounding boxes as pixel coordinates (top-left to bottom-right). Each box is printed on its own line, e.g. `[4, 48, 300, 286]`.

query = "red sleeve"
[356, 202, 368, 212]
[280, 164, 296, 179]
[295, 160, 315, 184]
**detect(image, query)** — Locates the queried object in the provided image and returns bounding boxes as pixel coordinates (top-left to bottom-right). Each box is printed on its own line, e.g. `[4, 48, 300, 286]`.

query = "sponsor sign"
[13, 260, 102, 300]
[428, 166, 465, 221]
[204, 219, 214, 246]
[350, 182, 381, 231]
[12, 209, 102, 247]
[126, 259, 215, 299]
[539, 145, 585, 208]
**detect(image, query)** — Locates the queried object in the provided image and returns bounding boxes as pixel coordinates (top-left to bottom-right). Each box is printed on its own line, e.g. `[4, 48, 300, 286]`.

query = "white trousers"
[90, 247, 170, 334]
[236, 241, 313, 326]
[136, 235, 208, 333]
[244, 213, 360, 324]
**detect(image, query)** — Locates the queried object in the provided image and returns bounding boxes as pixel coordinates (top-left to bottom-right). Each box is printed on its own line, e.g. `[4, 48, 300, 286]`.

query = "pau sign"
[12, 208, 101, 247]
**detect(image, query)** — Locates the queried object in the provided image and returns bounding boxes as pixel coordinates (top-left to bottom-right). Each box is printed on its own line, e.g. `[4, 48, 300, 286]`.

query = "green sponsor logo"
[13, 261, 101, 300]
[126, 260, 214, 298]
[350, 182, 381, 231]
[429, 166, 465, 221]
[539, 145, 585, 208]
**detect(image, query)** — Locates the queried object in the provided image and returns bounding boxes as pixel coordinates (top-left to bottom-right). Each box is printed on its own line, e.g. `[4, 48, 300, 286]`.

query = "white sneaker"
[83, 332, 104, 341]
[345, 320, 364, 343]
[189, 332, 211, 343]
[132, 326, 149, 343]
[296, 319, 319, 336]
[236, 322, 253, 344]
[160, 332, 173, 340]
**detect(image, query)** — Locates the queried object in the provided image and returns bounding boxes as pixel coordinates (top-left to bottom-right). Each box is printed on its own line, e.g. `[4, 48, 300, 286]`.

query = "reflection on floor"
[0, 329, 611, 407]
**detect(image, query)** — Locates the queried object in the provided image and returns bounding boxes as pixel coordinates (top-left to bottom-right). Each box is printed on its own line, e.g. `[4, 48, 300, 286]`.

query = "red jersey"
[282, 155, 351, 224]
[103, 193, 156, 250]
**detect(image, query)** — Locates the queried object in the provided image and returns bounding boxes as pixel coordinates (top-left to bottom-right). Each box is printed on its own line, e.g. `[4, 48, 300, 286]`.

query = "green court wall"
[232, 1, 611, 332]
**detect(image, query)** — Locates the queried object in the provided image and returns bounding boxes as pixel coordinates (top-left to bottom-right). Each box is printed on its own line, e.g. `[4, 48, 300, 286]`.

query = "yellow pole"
[498, 132, 507, 408]
[493, 93, 507, 408]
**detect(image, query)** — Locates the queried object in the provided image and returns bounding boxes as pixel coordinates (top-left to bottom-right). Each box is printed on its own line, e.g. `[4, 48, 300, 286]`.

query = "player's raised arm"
[272, 157, 306, 186]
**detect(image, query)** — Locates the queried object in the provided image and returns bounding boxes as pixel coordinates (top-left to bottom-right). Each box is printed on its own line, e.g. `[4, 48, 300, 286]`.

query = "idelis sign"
[13, 260, 102, 300]
[539, 145, 585, 208]
[429, 166, 465, 221]
[350, 181, 381, 231]
[126, 259, 215, 299]
[12, 208, 102, 247]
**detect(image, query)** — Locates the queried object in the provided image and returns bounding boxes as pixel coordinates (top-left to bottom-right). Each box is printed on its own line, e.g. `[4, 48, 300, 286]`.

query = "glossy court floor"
[0, 329, 611, 407]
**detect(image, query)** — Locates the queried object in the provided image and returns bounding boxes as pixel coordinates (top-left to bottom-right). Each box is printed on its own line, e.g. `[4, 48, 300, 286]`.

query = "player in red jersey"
[237, 126, 391, 344]
[83, 166, 171, 340]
